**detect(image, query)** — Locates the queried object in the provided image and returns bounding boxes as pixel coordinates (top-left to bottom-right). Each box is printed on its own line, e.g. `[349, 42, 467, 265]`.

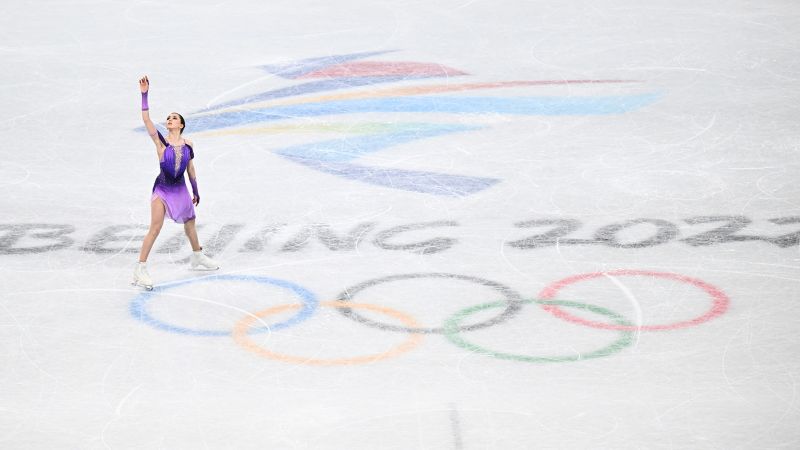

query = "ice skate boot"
[132, 262, 154, 290]
[190, 250, 219, 271]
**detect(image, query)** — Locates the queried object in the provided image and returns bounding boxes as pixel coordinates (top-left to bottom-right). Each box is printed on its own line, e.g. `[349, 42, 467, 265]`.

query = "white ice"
[1, 0, 799, 449]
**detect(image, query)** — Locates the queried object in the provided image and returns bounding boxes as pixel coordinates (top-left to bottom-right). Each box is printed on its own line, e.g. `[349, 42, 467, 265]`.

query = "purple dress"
[151, 131, 196, 223]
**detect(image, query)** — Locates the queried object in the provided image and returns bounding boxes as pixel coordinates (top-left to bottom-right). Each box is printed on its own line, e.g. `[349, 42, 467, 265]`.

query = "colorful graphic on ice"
[182, 51, 661, 196]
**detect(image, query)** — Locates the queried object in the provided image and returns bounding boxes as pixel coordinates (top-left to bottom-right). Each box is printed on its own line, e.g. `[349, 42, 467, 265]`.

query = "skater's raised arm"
[139, 76, 163, 151]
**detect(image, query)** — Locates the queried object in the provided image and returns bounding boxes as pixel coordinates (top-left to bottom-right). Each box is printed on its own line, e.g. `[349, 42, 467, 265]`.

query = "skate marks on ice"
[137, 51, 661, 196]
[130, 274, 317, 337]
[2, 215, 799, 257]
[126, 270, 730, 366]
[305, 408, 469, 450]
[296, 406, 596, 450]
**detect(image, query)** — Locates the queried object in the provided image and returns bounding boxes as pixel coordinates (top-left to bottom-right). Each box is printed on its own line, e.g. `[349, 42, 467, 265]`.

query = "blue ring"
[129, 274, 318, 336]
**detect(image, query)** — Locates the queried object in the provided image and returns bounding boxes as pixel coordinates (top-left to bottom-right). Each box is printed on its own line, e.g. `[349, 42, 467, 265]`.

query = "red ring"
[537, 269, 729, 331]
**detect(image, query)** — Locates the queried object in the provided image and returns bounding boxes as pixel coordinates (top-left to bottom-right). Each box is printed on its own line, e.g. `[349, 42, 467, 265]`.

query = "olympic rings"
[130, 274, 318, 336]
[233, 301, 424, 366]
[127, 269, 730, 365]
[335, 273, 524, 334]
[444, 299, 634, 363]
[537, 269, 729, 331]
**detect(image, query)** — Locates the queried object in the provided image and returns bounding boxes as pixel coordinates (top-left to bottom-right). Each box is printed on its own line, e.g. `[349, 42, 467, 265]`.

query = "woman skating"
[133, 75, 219, 289]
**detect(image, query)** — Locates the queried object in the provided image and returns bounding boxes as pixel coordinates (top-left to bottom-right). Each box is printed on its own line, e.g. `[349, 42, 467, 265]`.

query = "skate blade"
[131, 281, 154, 291]
[190, 266, 220, 271]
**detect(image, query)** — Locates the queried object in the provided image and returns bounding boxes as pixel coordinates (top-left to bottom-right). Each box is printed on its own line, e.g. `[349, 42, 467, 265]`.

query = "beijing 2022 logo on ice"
[172, 50, 660, 196]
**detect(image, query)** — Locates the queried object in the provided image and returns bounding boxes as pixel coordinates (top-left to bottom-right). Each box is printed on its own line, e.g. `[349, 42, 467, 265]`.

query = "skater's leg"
[185, 219, 219, 270]
[184, 218, 202, 252]
[139, 197, 166, 262]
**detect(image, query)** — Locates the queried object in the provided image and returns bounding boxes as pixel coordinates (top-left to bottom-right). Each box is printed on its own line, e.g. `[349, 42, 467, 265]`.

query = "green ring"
[443, 299, 634, 363]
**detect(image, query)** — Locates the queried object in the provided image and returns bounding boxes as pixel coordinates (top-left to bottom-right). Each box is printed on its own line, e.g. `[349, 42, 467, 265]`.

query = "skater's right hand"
[139, 76, 149, 93]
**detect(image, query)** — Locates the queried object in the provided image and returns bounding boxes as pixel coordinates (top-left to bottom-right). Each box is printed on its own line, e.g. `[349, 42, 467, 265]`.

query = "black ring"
[335, 273, 523, 334]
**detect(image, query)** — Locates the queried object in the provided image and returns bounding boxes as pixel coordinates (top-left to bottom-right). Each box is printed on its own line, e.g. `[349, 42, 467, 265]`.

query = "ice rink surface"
[1, 0, 800, 448]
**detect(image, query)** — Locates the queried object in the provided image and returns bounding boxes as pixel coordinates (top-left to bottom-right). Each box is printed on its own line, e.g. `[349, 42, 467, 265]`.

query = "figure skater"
[133, 75, 219, 290]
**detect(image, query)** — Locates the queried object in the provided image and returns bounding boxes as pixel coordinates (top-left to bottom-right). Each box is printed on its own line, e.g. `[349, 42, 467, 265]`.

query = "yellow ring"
[232, 301, 424, 366]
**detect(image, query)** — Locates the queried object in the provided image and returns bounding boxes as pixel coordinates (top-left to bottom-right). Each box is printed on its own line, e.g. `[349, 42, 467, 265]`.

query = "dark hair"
[177, 113, 186, 134]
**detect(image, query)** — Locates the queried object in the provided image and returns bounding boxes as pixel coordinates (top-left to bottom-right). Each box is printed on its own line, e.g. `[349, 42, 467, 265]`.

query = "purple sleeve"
[190, 177, 199, 198]
[141, 92, 150, 111]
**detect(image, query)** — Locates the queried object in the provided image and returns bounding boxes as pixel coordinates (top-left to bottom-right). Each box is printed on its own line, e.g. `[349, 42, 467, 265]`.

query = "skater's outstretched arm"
[139, 76, 164, 153]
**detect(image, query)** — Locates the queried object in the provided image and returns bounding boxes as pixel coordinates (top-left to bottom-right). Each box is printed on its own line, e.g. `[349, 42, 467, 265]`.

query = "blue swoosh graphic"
[285, 157, 499, 196]
[137, 83, 661, 196]
[188, 93, 661, 132]
[199, 75, 452, 113]
[275, 123, 482, 162]
[273, 123, 495, 196]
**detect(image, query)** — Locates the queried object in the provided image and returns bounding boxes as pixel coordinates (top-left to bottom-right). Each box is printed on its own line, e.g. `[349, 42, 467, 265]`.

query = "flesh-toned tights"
[138, 197, 201, 262]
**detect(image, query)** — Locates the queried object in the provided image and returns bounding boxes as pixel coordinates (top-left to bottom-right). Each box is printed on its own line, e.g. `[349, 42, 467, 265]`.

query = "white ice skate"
[132, 262, 154, 290]
[190, 250, 219, 271]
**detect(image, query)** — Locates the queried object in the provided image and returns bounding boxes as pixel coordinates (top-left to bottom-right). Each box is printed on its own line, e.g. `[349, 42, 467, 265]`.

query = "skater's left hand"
[193, 195, 200, 206]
